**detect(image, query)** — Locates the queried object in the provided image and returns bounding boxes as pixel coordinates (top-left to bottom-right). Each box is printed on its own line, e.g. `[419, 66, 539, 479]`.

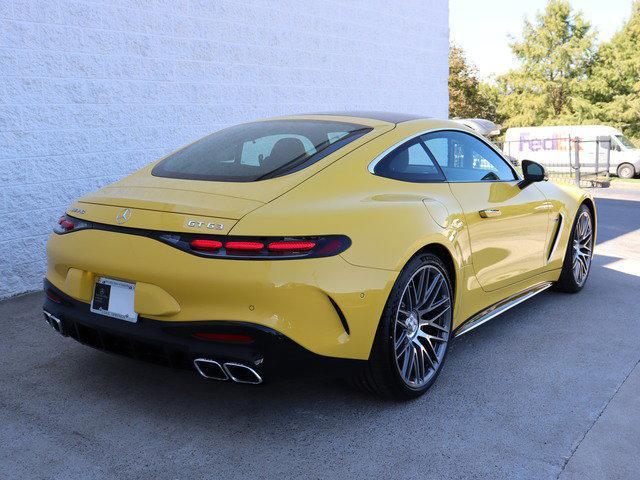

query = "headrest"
[269, 137, 307, 163]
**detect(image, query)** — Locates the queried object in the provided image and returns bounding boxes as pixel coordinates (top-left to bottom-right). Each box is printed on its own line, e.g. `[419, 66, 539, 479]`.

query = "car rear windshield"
[152, 120, 372, 182]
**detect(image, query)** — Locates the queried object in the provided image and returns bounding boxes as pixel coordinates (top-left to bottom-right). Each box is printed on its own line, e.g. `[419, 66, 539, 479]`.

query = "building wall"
[0, 0, 449, 298]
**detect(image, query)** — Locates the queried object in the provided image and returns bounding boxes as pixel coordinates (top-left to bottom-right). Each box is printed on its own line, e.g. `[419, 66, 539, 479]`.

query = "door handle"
[479, 209, 502, 218]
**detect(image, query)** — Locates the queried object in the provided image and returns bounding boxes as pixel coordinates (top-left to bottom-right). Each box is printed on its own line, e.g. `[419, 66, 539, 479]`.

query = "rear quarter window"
[373, 138, 446, 183]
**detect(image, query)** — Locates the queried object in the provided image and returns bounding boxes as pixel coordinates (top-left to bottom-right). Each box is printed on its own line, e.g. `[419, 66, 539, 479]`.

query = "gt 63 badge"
[186, 219, 225, 230]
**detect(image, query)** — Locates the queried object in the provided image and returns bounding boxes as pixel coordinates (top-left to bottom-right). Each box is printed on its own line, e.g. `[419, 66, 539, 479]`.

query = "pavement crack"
[556, 356, 640, 479]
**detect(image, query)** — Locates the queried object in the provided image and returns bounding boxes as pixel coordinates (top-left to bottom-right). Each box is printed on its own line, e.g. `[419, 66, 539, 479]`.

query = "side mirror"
[519, 159, 547, 189]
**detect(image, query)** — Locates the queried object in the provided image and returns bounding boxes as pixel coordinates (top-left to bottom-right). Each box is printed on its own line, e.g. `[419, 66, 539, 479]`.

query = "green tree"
[576, 1, 640, 140]
[449, 44, 501, 121]
[497, 0, 596, 127]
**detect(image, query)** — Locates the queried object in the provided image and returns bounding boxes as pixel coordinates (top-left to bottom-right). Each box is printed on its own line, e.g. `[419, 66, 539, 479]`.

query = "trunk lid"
[72, 165, 279, 235]
[71, 121, 393, 234]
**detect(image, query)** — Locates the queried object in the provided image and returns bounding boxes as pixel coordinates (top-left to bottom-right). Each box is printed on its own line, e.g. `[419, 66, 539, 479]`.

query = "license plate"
[90, 277, 138, 323]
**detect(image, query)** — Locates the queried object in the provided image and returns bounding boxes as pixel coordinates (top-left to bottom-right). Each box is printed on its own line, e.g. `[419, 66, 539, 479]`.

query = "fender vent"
[327, 296, 350, 335]
[547, 213, 564, 262]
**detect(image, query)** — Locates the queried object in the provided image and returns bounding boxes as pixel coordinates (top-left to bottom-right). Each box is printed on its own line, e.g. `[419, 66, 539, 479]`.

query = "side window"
[374, 139, 445, 183]
[422, 131, 516, 182]
[241, 134, 315, 166]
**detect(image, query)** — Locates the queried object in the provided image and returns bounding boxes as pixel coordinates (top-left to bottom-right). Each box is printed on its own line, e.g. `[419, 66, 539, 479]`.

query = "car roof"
[267, 113, 468, 133]
[297, 111, 429, 124]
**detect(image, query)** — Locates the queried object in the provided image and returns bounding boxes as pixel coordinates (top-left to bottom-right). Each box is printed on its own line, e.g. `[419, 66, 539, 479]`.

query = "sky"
[450, 0, 635, 79]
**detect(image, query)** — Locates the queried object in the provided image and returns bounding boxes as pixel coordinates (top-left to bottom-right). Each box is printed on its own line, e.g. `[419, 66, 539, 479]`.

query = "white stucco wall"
[0, 0, 449, 299]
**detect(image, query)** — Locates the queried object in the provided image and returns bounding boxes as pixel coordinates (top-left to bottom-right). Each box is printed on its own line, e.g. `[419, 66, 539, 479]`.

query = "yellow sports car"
[44, 112, 595, 399]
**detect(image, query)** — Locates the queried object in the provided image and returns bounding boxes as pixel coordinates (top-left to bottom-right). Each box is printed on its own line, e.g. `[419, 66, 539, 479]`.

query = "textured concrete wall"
[0, 0, 449, 298]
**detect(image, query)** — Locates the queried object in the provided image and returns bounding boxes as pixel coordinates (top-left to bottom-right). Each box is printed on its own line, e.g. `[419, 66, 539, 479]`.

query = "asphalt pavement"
[1, 186, 639, 480]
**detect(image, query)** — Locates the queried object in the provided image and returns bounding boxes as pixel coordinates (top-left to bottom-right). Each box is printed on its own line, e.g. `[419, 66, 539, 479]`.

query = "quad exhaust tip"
[223, 362, 263, 385]
[43, 310, 66, 336]
[193, 358, 263, 384]
[193, 358, 228, 381]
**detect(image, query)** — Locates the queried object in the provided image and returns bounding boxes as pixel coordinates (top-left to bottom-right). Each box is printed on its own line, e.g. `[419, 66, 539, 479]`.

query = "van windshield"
[615, 135, 636, 149]
[152, 120, 371, 182]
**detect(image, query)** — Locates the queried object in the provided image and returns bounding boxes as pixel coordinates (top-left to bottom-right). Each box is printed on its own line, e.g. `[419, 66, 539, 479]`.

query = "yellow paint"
[448, 181, 550, 291]
[46, 115, 595, 360]
[134, 282, 181, 317]
[63, 268, 94, 302]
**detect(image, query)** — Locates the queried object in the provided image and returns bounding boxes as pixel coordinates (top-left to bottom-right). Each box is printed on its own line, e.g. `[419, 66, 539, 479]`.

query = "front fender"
[535, 181, 597, 266]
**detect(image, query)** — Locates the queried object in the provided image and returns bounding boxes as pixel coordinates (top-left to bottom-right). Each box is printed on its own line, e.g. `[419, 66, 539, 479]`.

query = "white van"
[503, 125, 640, 178]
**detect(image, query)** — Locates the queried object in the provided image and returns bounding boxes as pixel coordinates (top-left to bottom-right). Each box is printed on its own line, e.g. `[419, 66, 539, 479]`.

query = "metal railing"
[497, 137, 611, 188]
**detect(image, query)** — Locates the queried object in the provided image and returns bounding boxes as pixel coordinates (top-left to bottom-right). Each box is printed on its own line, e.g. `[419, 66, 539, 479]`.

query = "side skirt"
[454, 281, 553, 337]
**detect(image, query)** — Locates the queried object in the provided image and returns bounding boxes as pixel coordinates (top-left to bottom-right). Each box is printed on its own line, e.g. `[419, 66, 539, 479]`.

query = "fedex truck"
[503, 125, 640, 178]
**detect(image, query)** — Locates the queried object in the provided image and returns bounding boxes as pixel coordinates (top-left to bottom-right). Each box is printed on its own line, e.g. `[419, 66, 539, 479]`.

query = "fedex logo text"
[518, 133, 583, 152]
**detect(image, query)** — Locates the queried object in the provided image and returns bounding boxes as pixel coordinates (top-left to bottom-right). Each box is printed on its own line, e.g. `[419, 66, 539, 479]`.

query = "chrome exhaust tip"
[193, 358, 229, 381]
[223, 362, 263, 385]
[43, 310, 66, 336]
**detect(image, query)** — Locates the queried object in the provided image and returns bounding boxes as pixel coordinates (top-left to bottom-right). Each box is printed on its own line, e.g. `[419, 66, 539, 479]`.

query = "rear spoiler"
[451, 118, 502, 137]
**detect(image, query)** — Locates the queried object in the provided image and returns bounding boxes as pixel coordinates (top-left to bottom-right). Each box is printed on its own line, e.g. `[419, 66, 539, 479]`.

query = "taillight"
[268, 240, 316, 252]
[59, 218, 74, 231]
[315, 238, 347, 256]
[180, 235, 350, 259]
[190, 239, 223, 252]
[225, 241, 264, 252]
[53, 214, 91, 234]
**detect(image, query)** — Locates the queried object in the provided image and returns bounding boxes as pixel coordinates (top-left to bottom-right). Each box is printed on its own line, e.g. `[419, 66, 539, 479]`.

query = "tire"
[353, 253, 453, 400]
[554, 204, 594, 293]
[617, 163, 636, 179]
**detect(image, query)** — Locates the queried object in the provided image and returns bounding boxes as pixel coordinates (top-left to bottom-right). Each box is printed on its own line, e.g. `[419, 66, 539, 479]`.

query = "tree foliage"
[449, 1, 640, 142]
[449, 44, 501, 121]
[497, 0, 596, 127]
[576, 1, 640, 138]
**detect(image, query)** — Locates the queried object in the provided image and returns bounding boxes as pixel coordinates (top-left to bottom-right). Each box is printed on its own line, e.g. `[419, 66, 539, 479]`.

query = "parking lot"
[1, 186, 639, 480]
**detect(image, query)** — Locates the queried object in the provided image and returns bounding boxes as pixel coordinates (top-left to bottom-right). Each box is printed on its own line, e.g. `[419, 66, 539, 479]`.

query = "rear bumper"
[43, 280, 366, 382]
[46, 229, 397, 359]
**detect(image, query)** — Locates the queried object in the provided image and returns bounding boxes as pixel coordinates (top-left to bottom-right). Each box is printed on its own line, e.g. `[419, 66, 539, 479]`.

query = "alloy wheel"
[393, 265, 451, 388]
[572, 211, 593, 286]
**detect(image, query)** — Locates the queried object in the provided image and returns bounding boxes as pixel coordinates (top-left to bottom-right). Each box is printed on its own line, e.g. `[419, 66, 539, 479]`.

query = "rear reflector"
[225, 241, 264, 252]
[268, 240, 316, 252]
[45, 288, 62, 304]
[190, 239, 223, 252]
[193, 332, 255, 344]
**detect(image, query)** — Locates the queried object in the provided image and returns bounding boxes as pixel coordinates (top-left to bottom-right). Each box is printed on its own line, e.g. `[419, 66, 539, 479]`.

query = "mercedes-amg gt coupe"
[44, 112, 595, 399]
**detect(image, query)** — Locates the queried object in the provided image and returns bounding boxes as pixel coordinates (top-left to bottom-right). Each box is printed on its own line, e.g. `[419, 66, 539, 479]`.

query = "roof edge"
[292, 111, 430, 124]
